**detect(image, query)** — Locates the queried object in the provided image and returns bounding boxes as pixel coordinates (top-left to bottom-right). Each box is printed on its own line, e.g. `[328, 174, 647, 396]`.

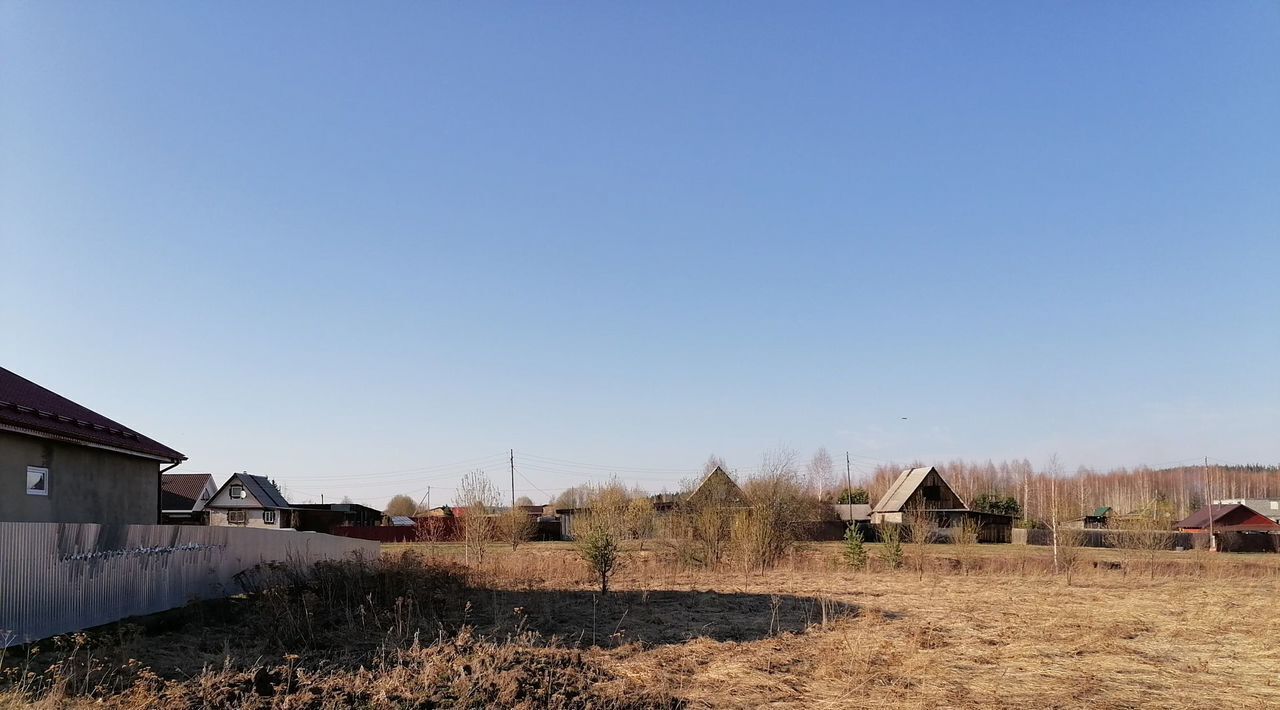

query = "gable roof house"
[206, 472, 297, 530]
[872, 466, 1013, 543]
[1176, 503, 1280, 533]
[1213, 499, 1280, 525]
[161, 473, 218, 525]
[871, 466, 967, 523]
[685, 466, 749, 508]
[0, 366, 185, 524]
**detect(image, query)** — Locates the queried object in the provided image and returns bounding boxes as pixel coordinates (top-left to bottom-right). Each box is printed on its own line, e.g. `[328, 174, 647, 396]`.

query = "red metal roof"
[1176, 503, 1280, 532]
[0, 366, 184, 462]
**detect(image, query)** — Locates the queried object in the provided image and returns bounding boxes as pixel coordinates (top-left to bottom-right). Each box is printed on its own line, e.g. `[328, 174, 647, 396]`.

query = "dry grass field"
[3, 541, 1278, 708]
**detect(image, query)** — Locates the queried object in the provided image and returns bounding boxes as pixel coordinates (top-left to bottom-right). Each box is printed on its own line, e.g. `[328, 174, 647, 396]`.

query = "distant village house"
[160, 473, 217, 525]
[206, 472, 297, 529]
[871, 466, 1012, 543]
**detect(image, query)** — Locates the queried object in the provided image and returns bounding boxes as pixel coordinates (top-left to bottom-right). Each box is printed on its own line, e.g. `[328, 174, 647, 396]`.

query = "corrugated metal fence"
[0, 522, 379, 646]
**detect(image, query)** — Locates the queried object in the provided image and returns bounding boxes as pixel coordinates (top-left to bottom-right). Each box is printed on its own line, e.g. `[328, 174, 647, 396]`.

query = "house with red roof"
[0, 366, 185, 524]
[161, 473, 218, 525]
[1175, 503, 1280, 533]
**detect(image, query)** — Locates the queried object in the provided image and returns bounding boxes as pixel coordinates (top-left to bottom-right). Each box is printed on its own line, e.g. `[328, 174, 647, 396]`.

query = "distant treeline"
[860, 460, 1280, 521]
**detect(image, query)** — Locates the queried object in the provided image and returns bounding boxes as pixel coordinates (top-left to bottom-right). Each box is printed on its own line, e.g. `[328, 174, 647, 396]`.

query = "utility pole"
[844, 451, 854, 525]
[1206, 457, 1216, 552]
[845, 452, 852, 501]
[510, 448, 517, 550]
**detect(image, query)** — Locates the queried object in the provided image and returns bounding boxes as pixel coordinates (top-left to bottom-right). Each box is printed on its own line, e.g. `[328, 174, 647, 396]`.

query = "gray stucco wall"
[0, 430, 160, 524]
[208, 508, 292, 529]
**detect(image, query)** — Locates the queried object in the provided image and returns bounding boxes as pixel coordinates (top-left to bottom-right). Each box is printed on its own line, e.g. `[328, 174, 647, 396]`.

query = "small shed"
[832, 503, 872, 523]
[294, 502, 384, 533]
[1064, 506, 1113, 529]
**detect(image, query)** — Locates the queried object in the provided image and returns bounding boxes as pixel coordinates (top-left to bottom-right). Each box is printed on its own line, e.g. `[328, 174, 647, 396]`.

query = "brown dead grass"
[449, 542, 1280, 708]
[4, 543, 1278, 708]
[608, 571, 1280, 708]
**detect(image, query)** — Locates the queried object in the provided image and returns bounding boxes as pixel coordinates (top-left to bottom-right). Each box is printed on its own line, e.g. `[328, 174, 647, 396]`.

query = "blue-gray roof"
[235, 473, 292, 509]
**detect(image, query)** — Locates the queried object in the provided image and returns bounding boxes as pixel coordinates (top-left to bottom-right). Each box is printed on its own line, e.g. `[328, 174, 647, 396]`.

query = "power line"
[308, 452, 510, 479]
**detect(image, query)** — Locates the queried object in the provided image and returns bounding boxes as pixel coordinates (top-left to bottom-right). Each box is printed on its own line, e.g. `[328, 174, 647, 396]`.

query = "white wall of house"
[192, 478, 218, 512]
[208, 508, 290, 529]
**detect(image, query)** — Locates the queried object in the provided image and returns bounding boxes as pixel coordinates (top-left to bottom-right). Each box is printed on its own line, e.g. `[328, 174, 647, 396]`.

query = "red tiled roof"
[0, 366, 184, 462]
[162, 473, 214, 510]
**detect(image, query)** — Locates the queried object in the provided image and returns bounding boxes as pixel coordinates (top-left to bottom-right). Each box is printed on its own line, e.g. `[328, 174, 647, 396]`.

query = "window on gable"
[230, 484, 245, 499]
[263, 510, 276, 524]
[922, 485, 941, 502]
[227, 510, 247, 525]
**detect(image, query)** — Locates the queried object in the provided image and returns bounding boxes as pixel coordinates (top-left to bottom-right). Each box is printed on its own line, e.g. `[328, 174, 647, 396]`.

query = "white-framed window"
[263, 510, 276, 524]
[227, 510, 247, 525]
[229, 484, 245, 499]
[26, 466, 49, 496]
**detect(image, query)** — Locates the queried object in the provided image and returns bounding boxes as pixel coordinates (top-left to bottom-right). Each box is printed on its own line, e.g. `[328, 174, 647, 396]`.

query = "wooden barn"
[686, 466, 748, 507]
[871, 466, 1012, 543]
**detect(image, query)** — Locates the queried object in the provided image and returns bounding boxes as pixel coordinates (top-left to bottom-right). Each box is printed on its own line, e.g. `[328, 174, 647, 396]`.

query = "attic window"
[922, 485, 941, 502]
[230, 484, 246, 499]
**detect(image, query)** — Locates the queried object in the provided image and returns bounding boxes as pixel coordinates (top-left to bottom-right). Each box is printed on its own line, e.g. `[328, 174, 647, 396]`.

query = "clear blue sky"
[2, 2, 1276, 506]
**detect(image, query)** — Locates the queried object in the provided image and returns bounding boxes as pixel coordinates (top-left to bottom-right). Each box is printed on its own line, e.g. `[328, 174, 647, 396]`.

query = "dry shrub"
[233, 550, 472, 649]
[903, 510, 937, 578]
[499, 508, 538, 550]
[624, 497, 656, 547]
[11, 631, 676, 710]
[1106, 510, 1175, 579]
[953, 517, 982, 575]
[663, 492, 734, 569]
[1055, 526, 1088, 585]
[733, 470, 820, 573]
[877, 524, 904, 570]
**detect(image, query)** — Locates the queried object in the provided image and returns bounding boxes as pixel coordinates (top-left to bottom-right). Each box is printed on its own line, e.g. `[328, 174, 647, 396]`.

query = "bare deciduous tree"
[806, 447, 836, 499]
[733, 447, 826, 573]
[1106, 503, 1175, 579]
[455, 470, 501, 566]
[703, 454, 729, 475]
[384, 494, 418, 518]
